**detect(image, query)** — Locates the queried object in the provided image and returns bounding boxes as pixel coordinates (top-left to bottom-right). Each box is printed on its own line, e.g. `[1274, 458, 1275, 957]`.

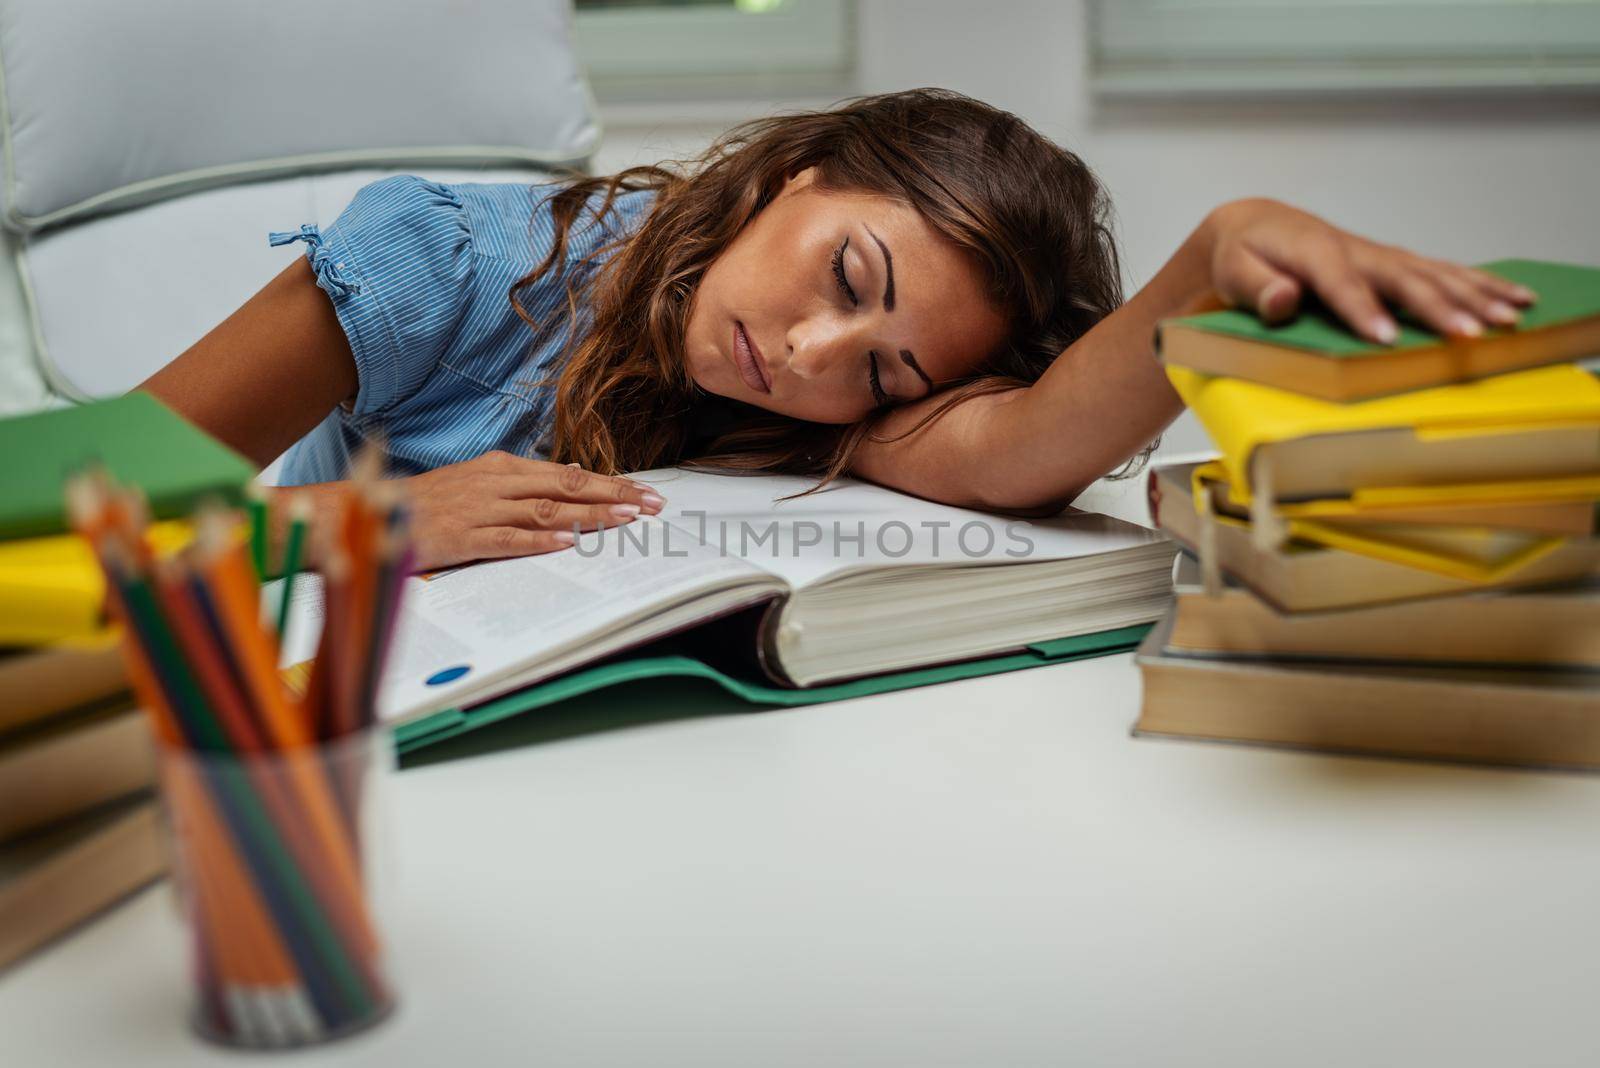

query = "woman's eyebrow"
[864, 225, 895, 311]
[899, 349, 933, 391]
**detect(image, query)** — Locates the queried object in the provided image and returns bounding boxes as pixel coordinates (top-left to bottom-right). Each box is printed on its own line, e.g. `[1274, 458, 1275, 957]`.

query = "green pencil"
[247, 483, 270, 580]
[276, 495, 311, 640]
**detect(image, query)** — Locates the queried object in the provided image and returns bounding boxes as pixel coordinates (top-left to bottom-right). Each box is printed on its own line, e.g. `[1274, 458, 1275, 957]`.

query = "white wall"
[594, 0, 1600, 456]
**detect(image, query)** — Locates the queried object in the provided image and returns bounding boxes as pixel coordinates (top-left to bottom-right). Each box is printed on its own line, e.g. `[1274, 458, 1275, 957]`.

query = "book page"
[628, 467, 1168, 589]
[276, 515, 775, 721]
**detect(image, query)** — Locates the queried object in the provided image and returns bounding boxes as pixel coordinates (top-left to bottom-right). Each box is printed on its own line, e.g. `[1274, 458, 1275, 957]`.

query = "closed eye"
[832, 238, 858, 307]
[868, 350, 890, 407]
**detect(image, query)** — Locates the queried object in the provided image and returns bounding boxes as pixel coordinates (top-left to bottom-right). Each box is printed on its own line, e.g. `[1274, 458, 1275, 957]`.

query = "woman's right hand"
[394, 451, 664, 570]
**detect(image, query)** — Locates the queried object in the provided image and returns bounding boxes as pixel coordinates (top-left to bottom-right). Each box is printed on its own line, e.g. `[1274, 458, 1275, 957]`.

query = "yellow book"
[1196, 468, 1599, 535]
[1165, 363, 1600, 507]
[0, 521, 191, 645]
[1280, 519, 1564, 583]
[1188, 461, 1580, 582]
[1152, 462, 1600, 612]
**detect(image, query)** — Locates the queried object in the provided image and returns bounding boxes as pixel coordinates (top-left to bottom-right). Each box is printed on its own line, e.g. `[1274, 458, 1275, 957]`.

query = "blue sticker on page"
[426, 665, 472, 686]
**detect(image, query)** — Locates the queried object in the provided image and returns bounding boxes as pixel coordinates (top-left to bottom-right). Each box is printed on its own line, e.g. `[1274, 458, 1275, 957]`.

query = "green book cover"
[0, 393, 255, 540]
[1175, 259, 1600, 358]
[394, 624, 1154, 758]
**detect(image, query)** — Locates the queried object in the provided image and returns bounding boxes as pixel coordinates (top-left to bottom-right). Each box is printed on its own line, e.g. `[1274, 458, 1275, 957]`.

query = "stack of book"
[0, 394, 253, 969]
[1136, 259, 1600, 770]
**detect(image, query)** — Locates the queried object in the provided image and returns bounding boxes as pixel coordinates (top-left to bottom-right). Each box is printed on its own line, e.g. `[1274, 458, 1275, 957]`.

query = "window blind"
[1090, 0, 1600, 95]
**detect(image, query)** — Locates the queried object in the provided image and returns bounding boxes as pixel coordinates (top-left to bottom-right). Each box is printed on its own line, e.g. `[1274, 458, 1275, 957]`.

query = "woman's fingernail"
[610, 503, 641, 519]
[1372, 317, 1398, 344]
[1513, 285, 1536, 302]
[552, 530, 576, 545]
[1454, 314, 1484, 337]
[568, 462, 582, 469]
[1260, 279, 1295, 314]
[640, 493, 665, 510]
[1487, 301, 1519, 325]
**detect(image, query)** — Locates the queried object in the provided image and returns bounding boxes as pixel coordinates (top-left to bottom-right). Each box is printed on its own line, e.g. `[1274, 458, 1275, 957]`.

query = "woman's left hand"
[1202, 198, 1536, 344]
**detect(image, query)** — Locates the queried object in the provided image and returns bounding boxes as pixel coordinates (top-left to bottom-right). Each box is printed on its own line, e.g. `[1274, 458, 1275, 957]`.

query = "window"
[574, 0, 854, 96]
[1089, 0, 1600, 96]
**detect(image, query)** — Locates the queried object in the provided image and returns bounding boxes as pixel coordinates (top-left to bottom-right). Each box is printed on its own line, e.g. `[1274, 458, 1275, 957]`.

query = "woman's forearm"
[846, 210, 1218, 514]
[965, 212, 1217, 512]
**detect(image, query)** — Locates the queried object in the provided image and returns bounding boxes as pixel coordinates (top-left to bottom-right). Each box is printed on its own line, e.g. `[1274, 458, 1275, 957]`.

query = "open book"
[281, 468, 1176, 727]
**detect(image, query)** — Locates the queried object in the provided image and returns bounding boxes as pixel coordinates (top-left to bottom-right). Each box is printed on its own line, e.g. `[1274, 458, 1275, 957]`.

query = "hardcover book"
[1158, 259, 1600, 401]
[281, 467, 1178, 734]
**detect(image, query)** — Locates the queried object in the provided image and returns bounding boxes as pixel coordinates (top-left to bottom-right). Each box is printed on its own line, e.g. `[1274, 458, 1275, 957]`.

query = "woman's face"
[683, 169, 1008, 424]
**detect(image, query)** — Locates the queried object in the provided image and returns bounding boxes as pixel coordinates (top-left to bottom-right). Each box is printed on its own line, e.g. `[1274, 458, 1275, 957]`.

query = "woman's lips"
[733, 321, 771, 394]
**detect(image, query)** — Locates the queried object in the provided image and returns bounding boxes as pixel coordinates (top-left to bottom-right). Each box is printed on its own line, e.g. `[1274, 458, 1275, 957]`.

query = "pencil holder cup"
[156, 728, 397, 1049]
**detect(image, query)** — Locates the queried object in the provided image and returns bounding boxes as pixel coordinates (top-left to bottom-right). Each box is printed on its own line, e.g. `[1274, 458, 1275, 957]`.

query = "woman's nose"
[786, 325, 857, 380]
[786, 342, 828, 380]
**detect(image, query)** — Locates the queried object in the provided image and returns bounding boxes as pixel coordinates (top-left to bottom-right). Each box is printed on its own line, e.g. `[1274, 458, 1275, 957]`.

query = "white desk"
[5, 648, 1600, 1067]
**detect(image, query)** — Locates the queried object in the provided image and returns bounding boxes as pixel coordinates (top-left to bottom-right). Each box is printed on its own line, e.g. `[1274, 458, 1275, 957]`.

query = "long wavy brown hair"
[514, 88, 1146, 497]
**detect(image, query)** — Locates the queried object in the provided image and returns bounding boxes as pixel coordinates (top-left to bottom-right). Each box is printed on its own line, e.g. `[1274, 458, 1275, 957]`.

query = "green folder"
[394, 623, 1154, 759]
[0, 392, 255, 540]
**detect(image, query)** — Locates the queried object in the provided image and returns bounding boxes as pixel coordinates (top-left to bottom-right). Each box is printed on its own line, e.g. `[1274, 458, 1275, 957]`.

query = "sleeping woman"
[144, 89, 1534, 570]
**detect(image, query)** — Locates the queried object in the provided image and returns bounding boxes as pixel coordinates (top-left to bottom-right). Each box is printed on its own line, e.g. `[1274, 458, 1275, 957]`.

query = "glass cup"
[157, 728, 397, 1049]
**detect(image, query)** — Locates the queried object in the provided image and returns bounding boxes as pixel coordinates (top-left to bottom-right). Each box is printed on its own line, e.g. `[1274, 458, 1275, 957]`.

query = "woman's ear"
[779, 166, 819, 196]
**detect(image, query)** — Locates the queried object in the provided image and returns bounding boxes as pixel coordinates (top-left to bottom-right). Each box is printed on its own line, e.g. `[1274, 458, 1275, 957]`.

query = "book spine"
[0, 802, 166, 970]
[0, 710, 156, 844]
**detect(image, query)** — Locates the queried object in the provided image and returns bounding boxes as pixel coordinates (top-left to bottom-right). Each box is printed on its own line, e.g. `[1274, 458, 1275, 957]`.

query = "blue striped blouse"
[271, 175, 655, 486]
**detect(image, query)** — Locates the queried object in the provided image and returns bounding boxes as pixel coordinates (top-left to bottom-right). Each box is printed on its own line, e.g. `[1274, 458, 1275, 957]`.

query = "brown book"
[0, 797, 166, 970]
[1168, 554, 1600, 668]
[1156, 259, 1600, 402]
[1135, 613, 1600, 771]
[0, 641, 128, 736]
[0, 701, 156, 844]
[1150, 462, 1600, 612]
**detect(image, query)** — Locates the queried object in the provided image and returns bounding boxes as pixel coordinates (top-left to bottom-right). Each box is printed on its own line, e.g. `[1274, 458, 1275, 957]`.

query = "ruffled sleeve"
[269, 175, 472, 418]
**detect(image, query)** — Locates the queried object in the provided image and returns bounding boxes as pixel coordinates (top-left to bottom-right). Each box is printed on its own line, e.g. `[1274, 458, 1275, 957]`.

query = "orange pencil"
[198, 517, 312, 749]
[320, 546, 358, 740]
[171, 765, 278, 1044]
[172, 760, 324, 1044]
[301, 623, 334, 743]
[100, 551, 186, 747]
[66, 476, 182, 746]
[185, 843, 248, 993]
[338, 450, 387, 735]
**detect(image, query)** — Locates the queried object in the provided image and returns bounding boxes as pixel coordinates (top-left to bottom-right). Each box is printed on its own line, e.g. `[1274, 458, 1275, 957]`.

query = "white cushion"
[20, 167, 558, 399]
[0, 227, 54, 415]
[0, 0, 598, 231]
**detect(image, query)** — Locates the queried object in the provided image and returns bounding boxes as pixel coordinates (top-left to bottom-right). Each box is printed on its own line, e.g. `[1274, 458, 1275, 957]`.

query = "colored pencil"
[247, 483, 270, 581]
[275, 494, 310, 642]
[169, 559, 383, 970]
[358, 530, 406, 730]
[114, 557, 361, 1024]
[66, 464, 407, 1045]
[172, 754, 324, 1044]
